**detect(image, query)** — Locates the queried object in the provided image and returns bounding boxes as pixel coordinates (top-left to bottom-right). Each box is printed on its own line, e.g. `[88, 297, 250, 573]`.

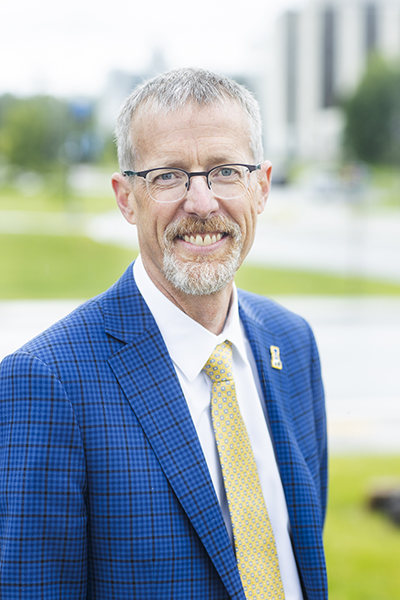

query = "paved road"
[1, 297, 399, 454]
[278, 296, 400, 454]
[252, 187, 400, 283]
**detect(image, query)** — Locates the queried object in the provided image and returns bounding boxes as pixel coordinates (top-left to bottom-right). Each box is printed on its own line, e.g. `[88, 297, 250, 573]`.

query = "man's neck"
[141, 261, 233, 336]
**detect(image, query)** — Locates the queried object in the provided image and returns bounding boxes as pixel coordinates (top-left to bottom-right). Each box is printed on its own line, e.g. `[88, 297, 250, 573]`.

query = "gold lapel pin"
[270, 345, 283, 370]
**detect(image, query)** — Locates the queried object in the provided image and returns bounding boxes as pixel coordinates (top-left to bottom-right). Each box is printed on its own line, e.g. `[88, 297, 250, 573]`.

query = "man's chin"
[162, 253, 240, 296]
[161, 215, 244, 296]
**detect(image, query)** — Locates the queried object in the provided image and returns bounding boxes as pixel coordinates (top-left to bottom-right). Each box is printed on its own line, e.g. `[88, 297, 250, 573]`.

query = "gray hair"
[115, 67, 263, 171]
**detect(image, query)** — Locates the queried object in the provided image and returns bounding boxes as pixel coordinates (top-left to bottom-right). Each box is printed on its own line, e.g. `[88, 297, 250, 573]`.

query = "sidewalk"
[1, 297, 399, 454]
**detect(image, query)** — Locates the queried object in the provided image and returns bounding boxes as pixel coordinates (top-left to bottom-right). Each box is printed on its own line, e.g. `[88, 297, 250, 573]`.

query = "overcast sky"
[1, 0, 305, 98]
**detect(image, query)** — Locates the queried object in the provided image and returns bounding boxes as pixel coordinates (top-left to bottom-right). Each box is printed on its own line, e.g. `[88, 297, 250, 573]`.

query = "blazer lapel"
[239, 294, 326, 597]
[103, 265, 244, 600]
[239, 300, 299, 510]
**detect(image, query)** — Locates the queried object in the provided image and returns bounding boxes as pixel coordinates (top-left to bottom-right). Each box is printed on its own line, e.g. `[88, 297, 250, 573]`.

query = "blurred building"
[96, 53, 262, 150]
[97, 49, 168, 133]
[263, 0, 400, 164]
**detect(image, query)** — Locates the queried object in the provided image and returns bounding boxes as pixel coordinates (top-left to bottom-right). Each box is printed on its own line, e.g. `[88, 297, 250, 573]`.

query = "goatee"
[161, 216, 243, 296]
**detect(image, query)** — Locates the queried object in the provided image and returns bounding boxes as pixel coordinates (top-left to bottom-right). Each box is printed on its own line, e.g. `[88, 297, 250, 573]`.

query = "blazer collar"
[103, 263, 155, 340]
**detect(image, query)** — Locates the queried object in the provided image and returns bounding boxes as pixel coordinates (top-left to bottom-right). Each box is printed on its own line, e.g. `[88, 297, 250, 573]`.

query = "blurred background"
[1, 0, 399, 597]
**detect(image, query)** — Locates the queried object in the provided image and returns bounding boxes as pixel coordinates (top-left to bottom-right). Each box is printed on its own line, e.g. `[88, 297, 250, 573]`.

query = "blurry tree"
[0, 95, 99, 174]
[343, 56, 400, 165]
[0, 96, 68, 172]
[98, 133, 118, 168]
[0, 95, 16, 129]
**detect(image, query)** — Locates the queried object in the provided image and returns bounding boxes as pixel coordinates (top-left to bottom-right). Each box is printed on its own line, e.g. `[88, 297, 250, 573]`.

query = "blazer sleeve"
[308, 321, 328, 525]
[0, 351, 87, 598]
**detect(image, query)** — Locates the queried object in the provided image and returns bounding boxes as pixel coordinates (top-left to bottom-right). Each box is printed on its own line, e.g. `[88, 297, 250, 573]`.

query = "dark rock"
[369, 486, 400, 527]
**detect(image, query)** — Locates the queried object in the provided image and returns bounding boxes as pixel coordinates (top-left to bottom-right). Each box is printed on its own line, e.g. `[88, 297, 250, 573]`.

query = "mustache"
[163, 216, 241, 243]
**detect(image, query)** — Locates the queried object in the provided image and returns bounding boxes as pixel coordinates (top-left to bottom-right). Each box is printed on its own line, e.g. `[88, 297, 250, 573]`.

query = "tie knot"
[203, 341, 234, 383]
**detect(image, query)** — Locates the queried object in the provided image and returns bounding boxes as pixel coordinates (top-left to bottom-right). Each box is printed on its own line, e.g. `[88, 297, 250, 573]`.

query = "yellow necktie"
[203, 341, 285, 600]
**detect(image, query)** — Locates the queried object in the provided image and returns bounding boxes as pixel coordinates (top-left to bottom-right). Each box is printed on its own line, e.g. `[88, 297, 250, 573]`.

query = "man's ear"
[256, 160, 272, 215]
[111, 173, 136, 225]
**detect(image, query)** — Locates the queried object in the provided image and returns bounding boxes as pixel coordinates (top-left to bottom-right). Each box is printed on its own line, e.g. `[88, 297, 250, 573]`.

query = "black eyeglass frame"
[123, 163, 261, 195]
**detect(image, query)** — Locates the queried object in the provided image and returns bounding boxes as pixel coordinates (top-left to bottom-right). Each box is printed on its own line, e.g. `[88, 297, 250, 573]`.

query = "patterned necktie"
[203, 341, 285, 600]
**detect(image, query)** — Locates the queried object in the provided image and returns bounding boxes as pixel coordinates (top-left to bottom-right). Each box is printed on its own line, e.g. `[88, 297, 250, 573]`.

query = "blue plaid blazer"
[0, 263, 328, 599]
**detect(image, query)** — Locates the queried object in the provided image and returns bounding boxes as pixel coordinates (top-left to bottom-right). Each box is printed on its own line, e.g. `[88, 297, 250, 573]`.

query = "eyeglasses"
[123, 163, 261, 203]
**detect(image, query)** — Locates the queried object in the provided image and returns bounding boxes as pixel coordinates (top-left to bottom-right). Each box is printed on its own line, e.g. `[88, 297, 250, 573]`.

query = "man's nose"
[182, 175, 219, 218]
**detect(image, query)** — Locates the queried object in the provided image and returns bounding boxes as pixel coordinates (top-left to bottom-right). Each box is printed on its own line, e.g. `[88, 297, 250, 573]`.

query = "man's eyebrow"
[157, 157, 241, 170]
[207, 157, 239, 167]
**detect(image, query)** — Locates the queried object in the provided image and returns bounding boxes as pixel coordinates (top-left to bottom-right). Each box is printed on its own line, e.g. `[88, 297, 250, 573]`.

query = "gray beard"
[161, 216, 243, 296]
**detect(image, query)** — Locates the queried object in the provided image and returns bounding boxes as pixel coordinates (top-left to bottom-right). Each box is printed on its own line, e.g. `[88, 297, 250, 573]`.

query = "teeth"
[183, 233, 223, 246]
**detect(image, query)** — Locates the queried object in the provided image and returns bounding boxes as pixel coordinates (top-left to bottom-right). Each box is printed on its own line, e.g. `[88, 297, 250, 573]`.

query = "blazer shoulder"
[3, 262, 140, 369]
[16, 294, 105, 357]
[238, 289, 312, 338]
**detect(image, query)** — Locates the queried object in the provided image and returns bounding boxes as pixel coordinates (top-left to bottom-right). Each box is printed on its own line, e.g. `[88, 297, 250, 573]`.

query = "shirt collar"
[133, 255, 248, 382]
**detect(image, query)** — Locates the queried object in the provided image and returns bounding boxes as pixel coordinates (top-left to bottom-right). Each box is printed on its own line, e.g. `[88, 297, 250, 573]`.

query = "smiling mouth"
[164, 216, 240, 250]
[182, 233, 224, 246]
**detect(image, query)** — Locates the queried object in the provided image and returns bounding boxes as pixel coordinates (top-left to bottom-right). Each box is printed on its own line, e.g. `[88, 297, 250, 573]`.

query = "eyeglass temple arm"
[251, 164, 262, 172]
[123, 171, 147, 178]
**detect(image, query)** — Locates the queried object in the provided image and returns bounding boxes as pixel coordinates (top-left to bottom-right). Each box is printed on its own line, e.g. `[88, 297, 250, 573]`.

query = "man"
[0, 68, 328, 599]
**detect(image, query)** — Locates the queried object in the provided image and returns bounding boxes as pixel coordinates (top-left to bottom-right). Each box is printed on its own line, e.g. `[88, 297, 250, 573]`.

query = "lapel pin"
[270, 345, 283, 370]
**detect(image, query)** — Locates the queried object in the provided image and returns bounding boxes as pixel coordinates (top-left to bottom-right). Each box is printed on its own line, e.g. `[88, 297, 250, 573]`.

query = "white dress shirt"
[133, 256, 303, 600]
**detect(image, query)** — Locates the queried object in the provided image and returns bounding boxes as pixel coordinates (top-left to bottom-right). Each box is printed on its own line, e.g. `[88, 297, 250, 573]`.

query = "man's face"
[113, 102, 271, 298]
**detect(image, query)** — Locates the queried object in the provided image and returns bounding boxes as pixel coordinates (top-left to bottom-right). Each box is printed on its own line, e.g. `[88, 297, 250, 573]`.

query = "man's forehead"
[131, 99, 249, 137]
[129, 102, 253, 168]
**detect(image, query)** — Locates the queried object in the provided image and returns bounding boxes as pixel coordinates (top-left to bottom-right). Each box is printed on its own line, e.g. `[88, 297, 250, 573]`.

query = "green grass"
[0, 186, 115, 213]
[325, 456, 400, 600]
[0, 234, 137, 299]
[235, 264, 400, 296]
[370, 165, 400, 208]
[2, 234, 400, 299]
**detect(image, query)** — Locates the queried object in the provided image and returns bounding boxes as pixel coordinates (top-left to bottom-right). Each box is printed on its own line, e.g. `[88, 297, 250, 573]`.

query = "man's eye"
[151, 170, 184, 184]
[214, 166, 242, 179]
[220, 168, 235, 177]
